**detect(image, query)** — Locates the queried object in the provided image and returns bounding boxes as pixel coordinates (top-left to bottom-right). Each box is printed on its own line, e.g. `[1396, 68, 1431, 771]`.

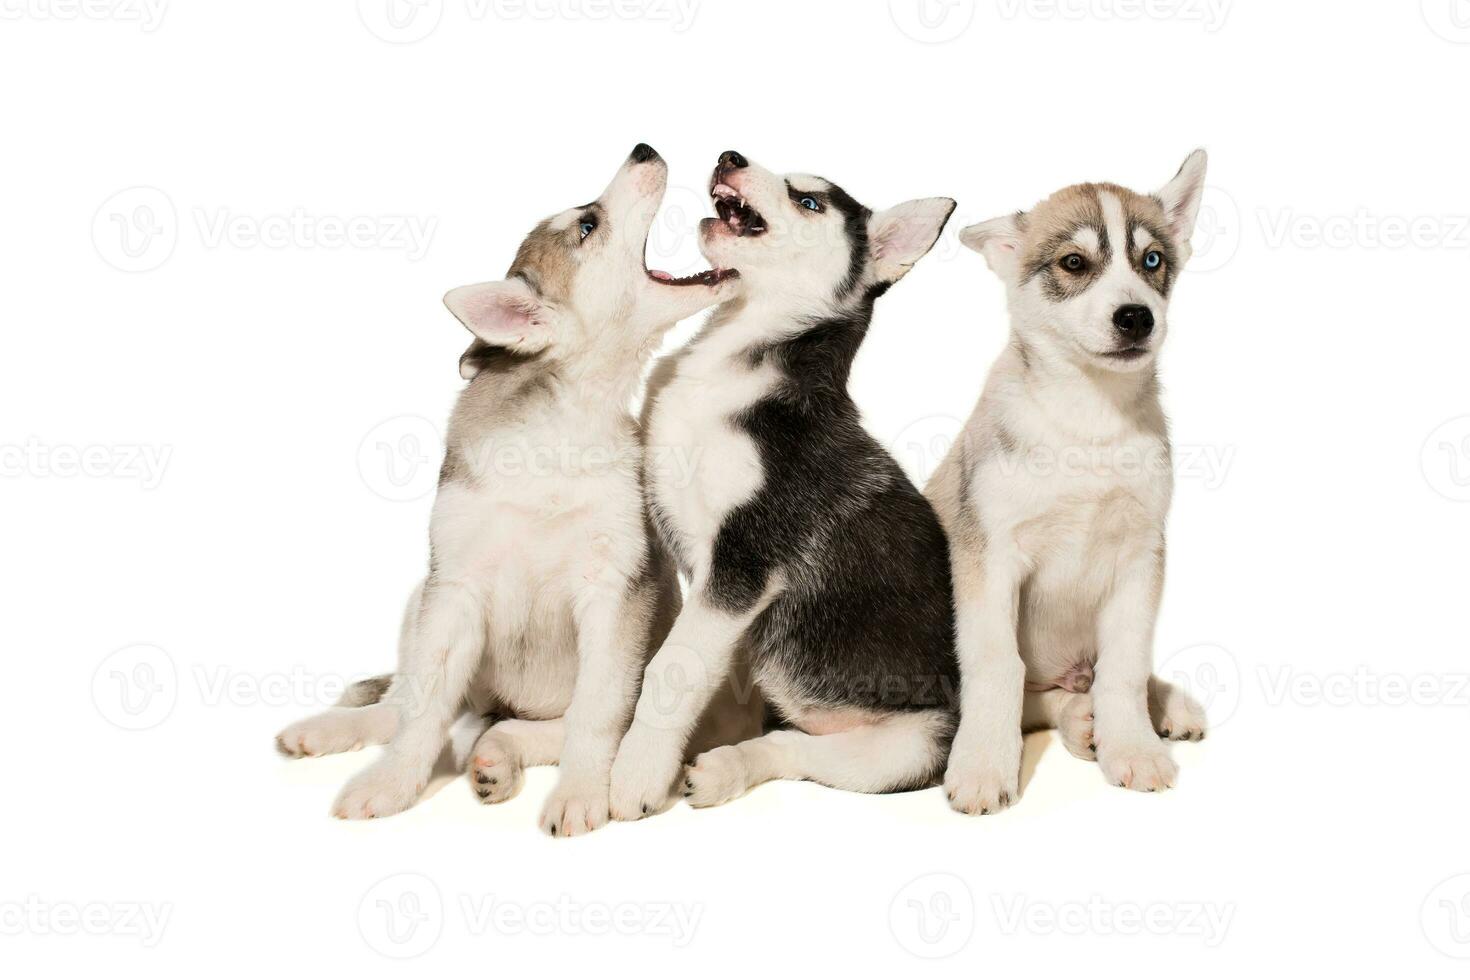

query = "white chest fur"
[646, 324, 778, 580]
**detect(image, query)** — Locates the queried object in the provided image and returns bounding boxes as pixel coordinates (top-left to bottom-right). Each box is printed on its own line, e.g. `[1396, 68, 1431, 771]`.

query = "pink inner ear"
[874, 220, 930, 262]
[446, 282, 545, 349]
[470, 294, 535, 338]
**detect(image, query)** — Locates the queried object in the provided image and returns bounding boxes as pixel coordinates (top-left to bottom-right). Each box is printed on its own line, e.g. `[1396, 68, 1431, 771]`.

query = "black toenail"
[1088, 743, 1096, 751]
[488, 777, 497, 784]
[476, 773, 489, 784]
[549, 823, 556, 834]
[641, 804, 649, 815]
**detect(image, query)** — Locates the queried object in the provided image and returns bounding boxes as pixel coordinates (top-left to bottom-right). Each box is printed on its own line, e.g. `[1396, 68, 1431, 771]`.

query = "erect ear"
[1157, 148, 1208, 257]
[958, 213, 1025, 278]
[443, 279, 550, 377]
[868, 197, 957, 284]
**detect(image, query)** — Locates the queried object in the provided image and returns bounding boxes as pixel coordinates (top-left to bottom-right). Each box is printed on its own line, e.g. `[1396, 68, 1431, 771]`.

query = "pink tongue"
[649, 270, 674, 281]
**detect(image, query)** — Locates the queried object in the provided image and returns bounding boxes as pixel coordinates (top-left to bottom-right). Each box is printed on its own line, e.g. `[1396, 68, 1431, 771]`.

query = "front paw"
[540, 778, 610, 838]
[331, 762, 424, 819]
[608, 727, 681, 821]
[943, 735, 1022, 815]
[1097, 740, 1177, 792]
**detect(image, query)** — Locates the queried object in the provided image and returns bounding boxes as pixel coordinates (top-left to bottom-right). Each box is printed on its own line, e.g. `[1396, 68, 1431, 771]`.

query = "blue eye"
[798, 196, 820, 212]
[1144, 250, 1162, 269]
[579, 218, 597, 240]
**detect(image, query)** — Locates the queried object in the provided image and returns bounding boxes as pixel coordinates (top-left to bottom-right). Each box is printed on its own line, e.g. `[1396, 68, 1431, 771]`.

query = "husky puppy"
[929, 152, 1211, 814]
[275, 145, 759, 835]
[606, 151, 959, 819]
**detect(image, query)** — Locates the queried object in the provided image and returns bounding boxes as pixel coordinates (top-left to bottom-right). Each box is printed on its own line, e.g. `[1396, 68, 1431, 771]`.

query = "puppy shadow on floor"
[418, 713, 500, 806]
[1018, 730, 1053, 794]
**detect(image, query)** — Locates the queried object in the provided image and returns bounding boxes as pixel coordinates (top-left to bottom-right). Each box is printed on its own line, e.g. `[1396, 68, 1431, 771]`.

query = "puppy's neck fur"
[1003, 324, 1166, 445]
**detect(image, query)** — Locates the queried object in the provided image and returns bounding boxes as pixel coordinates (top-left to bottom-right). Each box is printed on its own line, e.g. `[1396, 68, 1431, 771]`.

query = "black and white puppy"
[607, 151, 959, 818]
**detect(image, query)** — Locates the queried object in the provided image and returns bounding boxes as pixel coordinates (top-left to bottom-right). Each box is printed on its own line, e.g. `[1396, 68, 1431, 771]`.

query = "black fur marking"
[1023, 221, 1111, 301]
[705, 301, 959, 713]
[1125, 216, 1180, 296]
[820, 181, 873, 300]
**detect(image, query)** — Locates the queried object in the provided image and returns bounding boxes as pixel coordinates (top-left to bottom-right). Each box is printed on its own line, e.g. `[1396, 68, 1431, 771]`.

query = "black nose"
[1112, 304, 1155, 342]
[630, 143, 659, 164]
[718, 150, 748, 170]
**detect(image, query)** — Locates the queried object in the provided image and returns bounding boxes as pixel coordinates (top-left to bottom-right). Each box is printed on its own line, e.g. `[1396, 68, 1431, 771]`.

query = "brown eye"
[1061, 253, 1086, 273]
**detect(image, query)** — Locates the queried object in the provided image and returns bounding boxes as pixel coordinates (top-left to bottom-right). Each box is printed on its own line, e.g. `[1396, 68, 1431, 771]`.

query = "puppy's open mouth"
[1102, 346, 1151, 361]
[711, 183, 767, 237]
[646, 267, 738, 287]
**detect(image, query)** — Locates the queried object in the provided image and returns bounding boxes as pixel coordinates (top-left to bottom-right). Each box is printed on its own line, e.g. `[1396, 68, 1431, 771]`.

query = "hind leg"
[1022, 689, 1096, 761]
[682, 710, 951, 809]
[1149, 676, 1207, 741]
[466, 717, 564, 806]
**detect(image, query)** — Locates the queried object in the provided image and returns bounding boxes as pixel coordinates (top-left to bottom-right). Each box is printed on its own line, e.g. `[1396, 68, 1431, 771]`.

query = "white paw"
[540, 779, 611, 837]
[943, 736, 1022, 815]
[1153, 688, 1208, 742]
[1057, 695, 1097, 761]
[608, 726, 681, 822]
[681, 745, 750, 808]
[467, 748, 523, 805]
[1098, 740, 1178, 792]
[276, 710, 370, 758]
[331, 762, 424, 819]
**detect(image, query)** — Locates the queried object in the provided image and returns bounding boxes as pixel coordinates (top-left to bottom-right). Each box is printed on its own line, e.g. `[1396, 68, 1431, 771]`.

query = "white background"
[3, 0, 1468, 973]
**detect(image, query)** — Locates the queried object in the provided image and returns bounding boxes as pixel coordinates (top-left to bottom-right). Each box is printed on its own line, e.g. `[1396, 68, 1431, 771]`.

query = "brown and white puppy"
[929, 151, 1211, 814]
[275, 145, 760, 835]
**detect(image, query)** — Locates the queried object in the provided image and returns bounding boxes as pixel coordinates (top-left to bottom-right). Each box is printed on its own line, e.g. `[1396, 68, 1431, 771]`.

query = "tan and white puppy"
[275, 145, 759, 835]
[929, 151, 1211, 813]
